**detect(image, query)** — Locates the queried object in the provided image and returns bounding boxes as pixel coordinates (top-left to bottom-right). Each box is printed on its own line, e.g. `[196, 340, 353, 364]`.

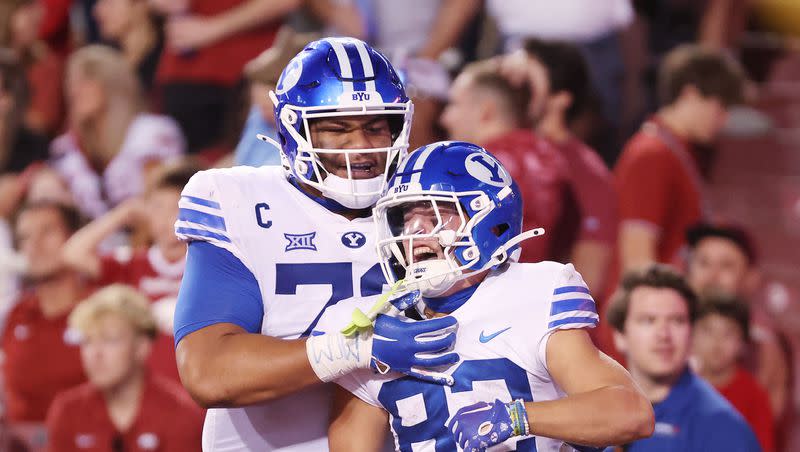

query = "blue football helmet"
[373, 141, 545, 297]
[268, 37, 413, 209]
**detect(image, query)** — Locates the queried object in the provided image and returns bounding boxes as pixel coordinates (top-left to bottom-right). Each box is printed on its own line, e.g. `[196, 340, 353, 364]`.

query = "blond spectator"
[49, 45, 185, 219]
[47, 284, 203, 452]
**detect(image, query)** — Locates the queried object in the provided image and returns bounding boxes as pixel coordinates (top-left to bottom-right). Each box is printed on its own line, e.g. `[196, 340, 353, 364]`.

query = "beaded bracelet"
[507, 399, 530, 436]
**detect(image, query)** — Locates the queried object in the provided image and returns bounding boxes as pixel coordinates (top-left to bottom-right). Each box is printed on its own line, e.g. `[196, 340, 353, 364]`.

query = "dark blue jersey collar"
[423, 283, 480, 314]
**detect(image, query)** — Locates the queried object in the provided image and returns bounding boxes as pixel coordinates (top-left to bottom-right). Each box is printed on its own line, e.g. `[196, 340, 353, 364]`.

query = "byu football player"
[173, 38, 459, 451]
[316, 141, 655, 452]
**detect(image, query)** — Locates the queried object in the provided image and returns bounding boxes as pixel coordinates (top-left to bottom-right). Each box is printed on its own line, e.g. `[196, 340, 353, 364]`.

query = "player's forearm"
[177, 327, 321, 407]
[525, 385, 654, 446]
[212, 0, 300, 43]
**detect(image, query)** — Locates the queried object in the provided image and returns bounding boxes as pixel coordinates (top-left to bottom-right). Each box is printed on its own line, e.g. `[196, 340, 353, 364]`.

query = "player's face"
[687, 237, 751, 296]
[147, 187, 184, 254]
[396, 201, 461, 263]
[692, 313, 744, 376]
[440, 74, 483, 143]
[15, 207, 71, 280]
[617, 287, 692, 382]
[79, 313, 150, 391]
[310, 115, 391, 179]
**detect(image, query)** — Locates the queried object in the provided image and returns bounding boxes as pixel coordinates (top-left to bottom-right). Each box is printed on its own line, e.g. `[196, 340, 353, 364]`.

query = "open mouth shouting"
[411, 243, 443, 263]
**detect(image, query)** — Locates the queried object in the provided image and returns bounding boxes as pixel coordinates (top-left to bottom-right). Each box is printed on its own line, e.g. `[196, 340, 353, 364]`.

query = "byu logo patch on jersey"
[284, 232, 317, 252]
[465, 152, 512, 187]
[341, 231, 367, 249]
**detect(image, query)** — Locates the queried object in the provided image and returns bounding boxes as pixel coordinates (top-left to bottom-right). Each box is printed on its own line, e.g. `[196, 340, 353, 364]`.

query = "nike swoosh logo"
[479, 327, 511, 343]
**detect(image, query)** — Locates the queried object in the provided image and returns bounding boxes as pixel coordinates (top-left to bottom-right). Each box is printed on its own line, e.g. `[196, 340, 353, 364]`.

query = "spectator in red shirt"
[47, 284, 203, 452]
[148, 0, 300, 153]
[504, 38, 618, 296]
[614, 44, 745, 273]
[440, 59, 569, 263]
[686, 222, 790, 423]
[1, 202, 87, 425]
[692, 292, 775, 452]
[61, 161, 200, 381]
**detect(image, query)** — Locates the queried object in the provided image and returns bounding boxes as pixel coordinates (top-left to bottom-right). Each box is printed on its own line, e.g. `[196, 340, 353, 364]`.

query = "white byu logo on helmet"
[464, 152, 511, 187]
[275, 59, 303, 95]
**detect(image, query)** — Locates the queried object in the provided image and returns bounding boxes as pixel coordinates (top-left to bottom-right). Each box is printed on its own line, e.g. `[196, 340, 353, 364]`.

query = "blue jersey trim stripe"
[181, 195, 221, 210]
[550, 298, 596, 316]
[178, 208, 227, 231]
[176, 227, 231, 243]
[548, 316, 599, 329]
[553, 285, 591, 295]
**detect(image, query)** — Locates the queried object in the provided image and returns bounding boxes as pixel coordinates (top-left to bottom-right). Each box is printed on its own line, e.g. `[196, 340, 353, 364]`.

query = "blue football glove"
[371, 313, 459, 385]
[448, 399, 530, 451]
[341, 288, 421, 336]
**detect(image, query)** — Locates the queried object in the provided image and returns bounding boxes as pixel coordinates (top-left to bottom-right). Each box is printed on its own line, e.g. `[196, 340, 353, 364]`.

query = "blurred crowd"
[0, 0, 798, 451]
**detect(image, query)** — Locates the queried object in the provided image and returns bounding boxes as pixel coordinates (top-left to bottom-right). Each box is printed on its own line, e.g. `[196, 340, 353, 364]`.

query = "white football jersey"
[176, 166, 388, 451]
[316, 262, 599, 452]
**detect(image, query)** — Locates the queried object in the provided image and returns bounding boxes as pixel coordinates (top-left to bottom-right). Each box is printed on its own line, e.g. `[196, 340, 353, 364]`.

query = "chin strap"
[487, 227, 546, 267]
[257, 133, 282, 151]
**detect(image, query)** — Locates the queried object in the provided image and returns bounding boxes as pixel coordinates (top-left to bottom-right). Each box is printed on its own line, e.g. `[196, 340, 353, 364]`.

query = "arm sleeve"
[173, 241, 264, 345]
[536, 264, 599, 372]
[615, 143, 674, 230]
[175, 170, 251, 268]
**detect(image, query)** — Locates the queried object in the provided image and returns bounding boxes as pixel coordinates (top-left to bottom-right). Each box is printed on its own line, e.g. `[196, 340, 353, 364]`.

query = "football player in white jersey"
[172, 38, 460, 451]
[316, 141, 655, 452]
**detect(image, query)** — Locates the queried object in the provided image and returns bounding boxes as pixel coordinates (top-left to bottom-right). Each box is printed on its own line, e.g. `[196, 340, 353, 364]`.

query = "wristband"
[507, 399, 530, 436]
[305, 331, 372, 382]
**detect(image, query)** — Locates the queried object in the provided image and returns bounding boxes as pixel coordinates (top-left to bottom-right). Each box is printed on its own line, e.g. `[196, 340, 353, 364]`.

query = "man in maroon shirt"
[440, 59, 569, 263]
[47, 284, 203, 452]
[614, 44, 745, 273]
[149, 0, 301, 152]
[504, 38, 619, 297]
[2, 202, 87, 448]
